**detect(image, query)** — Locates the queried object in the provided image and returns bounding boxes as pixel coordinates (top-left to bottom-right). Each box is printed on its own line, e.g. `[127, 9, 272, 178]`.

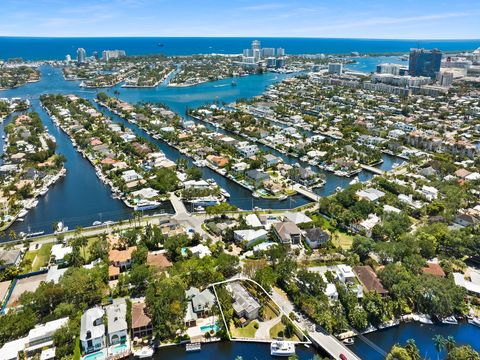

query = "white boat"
[18, 209, 28, 218]
[190, 196, 220, 207]
[133, 346, 154, 358]
[92, 221, 102, 226]
[39, 188, 48, 196]
[343, 338, 354, 345]
[54, 221, 68, 234]
[442, 316, 458, 325]
[418, 314, 433, 324]
[220, 188, 230, 198]
[468, 317, 480, 327]
[195, 206, 205, 212]
[271, 341, 295, 357]
[134, 200, 161, 211]
[349, 176, 359, 185]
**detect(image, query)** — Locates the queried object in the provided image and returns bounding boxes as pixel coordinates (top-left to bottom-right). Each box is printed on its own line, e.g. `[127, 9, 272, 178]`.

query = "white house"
[336, 264, 356, 284]
[234, 229, 268, 247]
[189, 244, 212, 259]
[80, 307, 106, 355]
[50, 244, 72, 265]
[106, 299, 128, 346]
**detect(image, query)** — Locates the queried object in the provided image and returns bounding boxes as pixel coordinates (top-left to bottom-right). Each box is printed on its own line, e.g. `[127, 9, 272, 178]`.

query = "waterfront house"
[246, 169, 269, 188]
[245, 213, 263, 228]
[106, 299, 128, 346]
[453, 270, 480, 296]
[186, 287, 216, 317]
[80, 307, 106, 355]
[284, 212, 312, 225]
[304, 228, 330, 249]
[273, 221, 302, 244]
[353, 266, 388, 297]
[188, 244, 212, 259]
[263, 154, 281, 167]
[206, 155, 229, 168]
[227, 282, 261, 326]
[352, 213, 381, 237]
[131, 302, 153, 338]
[0, 249, 22, 270]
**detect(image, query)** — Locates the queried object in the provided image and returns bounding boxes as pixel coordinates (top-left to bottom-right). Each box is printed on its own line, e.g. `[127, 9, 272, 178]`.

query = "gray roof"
[185, 287, 200, 300]
[246, 170, 269, 181]
[191, 289, 215, 310]
[228, 282, 260, 315]
[184, 302, 198, 323]
[0, 250, 21, 267]
[106, 299, 127, 334]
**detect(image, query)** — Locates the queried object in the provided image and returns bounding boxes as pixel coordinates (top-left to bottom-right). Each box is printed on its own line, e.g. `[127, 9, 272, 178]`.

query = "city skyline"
[0, 0, 479, 39]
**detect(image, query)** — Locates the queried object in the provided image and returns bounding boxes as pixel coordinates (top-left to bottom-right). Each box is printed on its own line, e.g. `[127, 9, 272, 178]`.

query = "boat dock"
[185, 343, 201, 352]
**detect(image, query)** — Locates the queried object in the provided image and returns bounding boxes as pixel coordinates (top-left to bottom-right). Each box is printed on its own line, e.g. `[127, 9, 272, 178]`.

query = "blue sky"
[1, 0, 479, 38]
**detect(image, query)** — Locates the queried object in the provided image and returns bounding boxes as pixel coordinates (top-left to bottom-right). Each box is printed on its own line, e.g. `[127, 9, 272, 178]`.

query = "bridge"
[293, 184, 321, 202]
[308, 330, 361, 360]
[360, 164, 385, 175]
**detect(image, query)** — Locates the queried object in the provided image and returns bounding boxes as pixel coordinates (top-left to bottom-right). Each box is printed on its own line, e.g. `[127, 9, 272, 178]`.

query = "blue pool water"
[200, 323, 221, 333]
[83, 351, 105, 360]
[111, 343, 128, 354]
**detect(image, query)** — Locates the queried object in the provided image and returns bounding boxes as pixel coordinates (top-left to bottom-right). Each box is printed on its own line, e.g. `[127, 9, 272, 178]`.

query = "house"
[356, 188, 385, 202]
[273, 222, 302, 244]
[354, 266, 388, 297]
[106, 299, 128, 346]
[131, 302, 153, 338]
[234, 229, 268, 247]
[206, 155, 229, 168]
[337, 264, 356, 283]
[304, 228, 330, 249]
[0, 249, 22, 270]
[147, 252, 172, 272]
[187, 287, 216, 317]
[422, 262, 445, 277]
[237, 142, 259, 158]
[246, 169, 269, 187]
[283, 212, 312, 225]
[109, 246, 136, 270]
[352, 214, 381, 237]
[454, 213, 479, 227]
[245, 214, 262, 228]
[263, 154, 281, 167]
[50, 244, 72, 265]
[227, 282, 261, 326]
[453, 270, 480, 296]
[189, 244, 212, 259]
[80, 307, 106, 355]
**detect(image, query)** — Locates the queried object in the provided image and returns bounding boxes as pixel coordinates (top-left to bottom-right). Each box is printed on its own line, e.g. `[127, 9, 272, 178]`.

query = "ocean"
[0, 37, 479, 61]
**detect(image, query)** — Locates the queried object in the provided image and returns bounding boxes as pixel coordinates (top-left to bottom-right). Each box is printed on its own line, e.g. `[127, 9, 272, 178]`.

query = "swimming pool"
[82, 351, 105, 360]
[200, 323, 220, 333]
[111, 343, 128, 355]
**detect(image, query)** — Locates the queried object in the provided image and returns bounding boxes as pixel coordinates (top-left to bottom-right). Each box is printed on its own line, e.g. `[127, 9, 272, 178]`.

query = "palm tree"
[445, 336, 456, 352]
[405, 339, 421, 360]
[433, 335, 446, 360]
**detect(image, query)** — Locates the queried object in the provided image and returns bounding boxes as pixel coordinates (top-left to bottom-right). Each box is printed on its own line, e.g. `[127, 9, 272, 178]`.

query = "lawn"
[331, 231, 355, 250]
[22, 243, 53, 273]
[263, 303, 279, 321]
[230, 320, 258, 338]
[269, 321, 300, 341]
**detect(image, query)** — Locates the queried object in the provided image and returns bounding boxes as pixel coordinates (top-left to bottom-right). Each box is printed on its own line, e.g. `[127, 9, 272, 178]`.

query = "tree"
[433, 334, 446, 360]
[446, 345, 480, 360]
[146, 276, 186, 340]
[386, 345, 413, 360]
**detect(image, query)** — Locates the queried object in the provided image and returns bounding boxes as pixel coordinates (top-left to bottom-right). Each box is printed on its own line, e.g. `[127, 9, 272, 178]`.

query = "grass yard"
[331, 231, 355, 249]
[269, 321, 300, 341]
[22, 243, 53, 273]
[263, 303, 279, 320]
[230, 320, 258, 338]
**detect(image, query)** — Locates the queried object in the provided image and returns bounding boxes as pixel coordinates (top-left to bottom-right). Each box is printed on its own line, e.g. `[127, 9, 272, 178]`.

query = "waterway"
[0, 63, 405, 237]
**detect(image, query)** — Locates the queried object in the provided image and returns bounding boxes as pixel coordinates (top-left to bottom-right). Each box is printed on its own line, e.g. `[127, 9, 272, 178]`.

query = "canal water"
[1, 62, 401, 236]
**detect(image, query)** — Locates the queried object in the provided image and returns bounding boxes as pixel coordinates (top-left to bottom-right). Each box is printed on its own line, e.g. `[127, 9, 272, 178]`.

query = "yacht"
[195, 206, 205, 212]
[190, 196, 220, 207]
[220, 188, 230, 198]
[270, 341, 295, 357]
[54, 221, 69, 234]
[134, 200, 161, 211]
[92, 221, 102, 226]
[39, 188, 48, 196]
[343, 338, 355, 345]
[349, 176, 360, 185]
[418, 314, 433, 324]
[442, 316, 458, 325]
[18, 209, 28, 218]
[133, 346, 154, 358]
[468, 317, 480, 327]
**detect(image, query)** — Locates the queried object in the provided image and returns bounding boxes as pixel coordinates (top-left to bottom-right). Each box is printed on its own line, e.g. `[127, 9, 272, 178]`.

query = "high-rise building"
[243, 48, 253, 57]
[266, 57, 277, 68]
[275, 58, 286, 69]
[252, 40, 261, 51]
[408, 48, 442, 79]
[92, 51, 99, 60]
[102, 50, 126, 61]
[328, 63, 343, 75]
[65, 54, 72, 62]
[253, 49, 261, 63]
[76, 48, 86, 64]
[277, 48, 285, 57]
[261, 48, 275, 58]
[437, 71, 454, 87]
[376, 63, 408, 76]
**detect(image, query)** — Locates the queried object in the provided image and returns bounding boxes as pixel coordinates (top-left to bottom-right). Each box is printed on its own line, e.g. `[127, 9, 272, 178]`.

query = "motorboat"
[343, 338, 355, 345]
[133, 346, 154, 358]
[418, 314, 433, 324]
[220, 188, 230, 198]
[18, 209, 28, 218]
[195, 206, 205, 212]
[134, 200, 161, 211]
[54, 221, 69, 234]
[442, 316, 458, 325]
[270, 341, 295, 357]
[468, 317, 480, 327]
[92, 221, 102, 226]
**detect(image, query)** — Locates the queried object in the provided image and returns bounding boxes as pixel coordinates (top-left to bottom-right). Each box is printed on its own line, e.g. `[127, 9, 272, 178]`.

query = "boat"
[92, 221, 102, 226]
[343, 338, 355, 345]
[54, 221, 69, 234]
[190, 196, 220, 207]
[220, 188, 230, 198]
[185, 343, 201, 352]
[26, 231, 45, 238]
[349, 176, 359, 185]
[195, 206, 205, 212]
[418, 314, 433, 324]
[468, 317, 480, 327]
[134, 200, 161, 211]
[39, 188, 48, 196]
[442, 316, 458, 325]
[270, 341, 295, 357]
[16, 218, 24, 222]
[133, 346, 154, 358]
[18, 209, 28, 218]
